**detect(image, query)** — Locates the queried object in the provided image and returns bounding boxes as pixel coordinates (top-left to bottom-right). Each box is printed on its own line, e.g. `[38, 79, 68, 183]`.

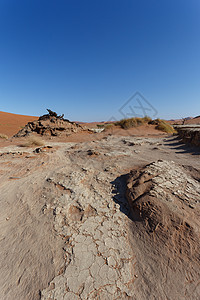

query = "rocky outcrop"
[126, 160, 200, 300]
[14, 109, 89, 137]
[175, 125, 200, 147]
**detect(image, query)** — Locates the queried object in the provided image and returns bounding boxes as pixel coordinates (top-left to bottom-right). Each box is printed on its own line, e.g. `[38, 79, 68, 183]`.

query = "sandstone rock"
[14, 109, 90, 137]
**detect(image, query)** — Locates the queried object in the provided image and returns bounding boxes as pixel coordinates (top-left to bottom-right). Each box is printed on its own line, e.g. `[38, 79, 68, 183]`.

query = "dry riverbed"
[0, 135, 199, 299]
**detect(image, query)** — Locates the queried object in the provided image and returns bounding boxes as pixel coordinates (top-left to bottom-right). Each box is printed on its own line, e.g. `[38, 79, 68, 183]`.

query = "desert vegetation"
[104, 123, 115, 131]
[113, 116, 175, 134]
[20, 135, 45, 147]
[114, 116, 152, 129]
[149, 118, 176, 133]
[0, 133, 8, 139]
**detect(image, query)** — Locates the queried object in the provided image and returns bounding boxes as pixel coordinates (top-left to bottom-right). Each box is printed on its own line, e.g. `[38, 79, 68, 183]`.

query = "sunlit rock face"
[126, 160, 200, 300]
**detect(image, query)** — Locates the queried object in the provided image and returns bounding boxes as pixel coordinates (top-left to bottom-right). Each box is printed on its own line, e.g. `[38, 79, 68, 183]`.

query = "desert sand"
[0, 111, 37, 137]
[0, 112, 199, 300]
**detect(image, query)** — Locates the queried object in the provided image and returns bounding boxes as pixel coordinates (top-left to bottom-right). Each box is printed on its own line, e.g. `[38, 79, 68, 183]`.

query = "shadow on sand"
[111, 174, 133, 221]
[163, 136, 200, 156]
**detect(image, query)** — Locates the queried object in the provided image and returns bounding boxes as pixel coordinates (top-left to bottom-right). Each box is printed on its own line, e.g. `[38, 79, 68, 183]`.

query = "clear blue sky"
[0, 0, 199, 121]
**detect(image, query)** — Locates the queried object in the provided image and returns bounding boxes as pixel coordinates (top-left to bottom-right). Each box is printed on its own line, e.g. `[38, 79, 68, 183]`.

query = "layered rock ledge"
[175, 125, 200, 147]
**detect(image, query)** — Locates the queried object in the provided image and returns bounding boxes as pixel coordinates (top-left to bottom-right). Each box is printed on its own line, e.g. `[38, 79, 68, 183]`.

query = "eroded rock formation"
[175, 125, 200, 147]
[14, 109, 89, 137]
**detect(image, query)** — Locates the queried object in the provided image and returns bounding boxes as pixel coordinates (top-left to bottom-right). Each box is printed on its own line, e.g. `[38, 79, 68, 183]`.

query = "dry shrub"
[151, 119, 176, 134]
[115, 116, 151, 129]
[115, 118, 137, 129]
[142, 116, 152, 123]
[20, 136, 45, 147]
[135, 117, 144, 125]
[114, 116, 174, 133]
[104, 123, 115, 131]
[0, 133, 8, 139]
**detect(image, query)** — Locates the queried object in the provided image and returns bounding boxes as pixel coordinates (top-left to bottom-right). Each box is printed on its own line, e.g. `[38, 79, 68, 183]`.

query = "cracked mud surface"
[0, 135, 200, 299]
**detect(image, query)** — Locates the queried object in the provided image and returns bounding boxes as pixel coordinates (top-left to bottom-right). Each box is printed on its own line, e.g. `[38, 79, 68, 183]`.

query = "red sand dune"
[0, 111, 38, 137]
[185, 116, 200, 124]
[168, 116, 200, 125]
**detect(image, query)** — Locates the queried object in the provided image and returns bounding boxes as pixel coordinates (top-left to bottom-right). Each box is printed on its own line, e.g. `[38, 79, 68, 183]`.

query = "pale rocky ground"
[126, 160, 200, 300]
[0, 135, 199, 300]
